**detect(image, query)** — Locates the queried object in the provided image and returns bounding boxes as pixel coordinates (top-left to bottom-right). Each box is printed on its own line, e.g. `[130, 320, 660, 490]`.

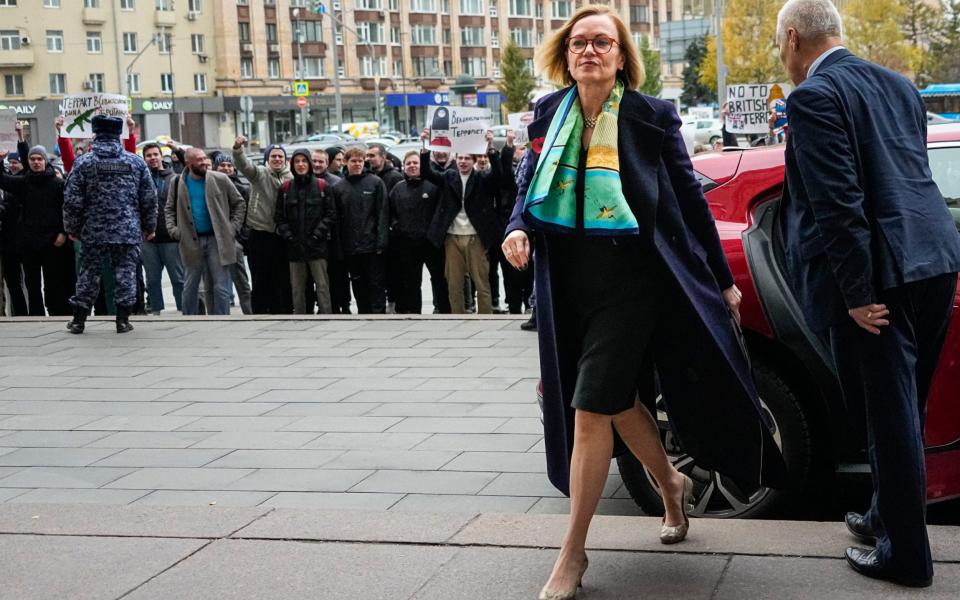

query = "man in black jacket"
[0, 151, 26, 316]
[389, 150, 449, 314]
[420, 129, 502, 314]
[214, 154, 253, 315]
[141, 143, 184, 314]
[366, 144, 403, 194]
[331, 146, 389, 314]
[276, 149, 337, 314]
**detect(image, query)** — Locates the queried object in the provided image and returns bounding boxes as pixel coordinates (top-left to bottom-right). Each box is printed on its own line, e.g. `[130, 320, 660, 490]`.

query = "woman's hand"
[502, 230, 531, 270]
[722, 284, 742, 324]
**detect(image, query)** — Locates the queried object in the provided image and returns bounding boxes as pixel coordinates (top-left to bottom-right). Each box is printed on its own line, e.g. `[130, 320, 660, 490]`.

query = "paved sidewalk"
[2, 503, 958, 599]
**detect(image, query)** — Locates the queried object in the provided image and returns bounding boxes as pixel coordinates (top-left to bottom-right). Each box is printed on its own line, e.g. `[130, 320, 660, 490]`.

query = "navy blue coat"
[506, 86, 788, 495]
[779, 49, 960, 332]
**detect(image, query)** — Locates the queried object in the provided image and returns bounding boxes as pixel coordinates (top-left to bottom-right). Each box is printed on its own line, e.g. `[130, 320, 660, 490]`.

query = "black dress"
[548, 149, 664, 416]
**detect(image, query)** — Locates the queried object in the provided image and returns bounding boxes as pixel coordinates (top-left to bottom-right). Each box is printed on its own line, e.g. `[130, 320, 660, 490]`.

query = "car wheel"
[709, 135, 721, 145]
[617, 362, 815, 519]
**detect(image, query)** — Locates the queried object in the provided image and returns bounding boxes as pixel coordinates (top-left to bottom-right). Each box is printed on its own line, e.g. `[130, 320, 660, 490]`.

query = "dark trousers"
[327, 255, 352, 313]
[346, 253, 386, 314]
[245, 229, 292, 314]
[22, 243, 75, 316]
[392, 237, 449, 314]
[499, 251, 534, 314]
[71, 243, 140, 311]
[2, 251, 28, 316]
[829, 272, 957, 581]
[487, 248, 501, 306]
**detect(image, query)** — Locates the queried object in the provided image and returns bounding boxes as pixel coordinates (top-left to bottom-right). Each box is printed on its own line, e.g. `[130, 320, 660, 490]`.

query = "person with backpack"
[275, 149, 337, 314]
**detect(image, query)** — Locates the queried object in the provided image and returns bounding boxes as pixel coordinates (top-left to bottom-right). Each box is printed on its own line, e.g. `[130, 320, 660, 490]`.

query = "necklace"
[583, 113, 599, 128]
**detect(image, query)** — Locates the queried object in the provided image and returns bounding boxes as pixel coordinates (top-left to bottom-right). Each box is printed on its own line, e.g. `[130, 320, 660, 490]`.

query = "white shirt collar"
[807, 46, 846, 79]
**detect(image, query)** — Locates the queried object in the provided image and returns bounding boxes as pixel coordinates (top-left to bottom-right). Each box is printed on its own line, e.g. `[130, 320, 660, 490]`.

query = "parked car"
[555, 125, 960, 519]
[928, 111, 958, 124]
[287, 133, 354, 145]
[682, 117, 724, 145]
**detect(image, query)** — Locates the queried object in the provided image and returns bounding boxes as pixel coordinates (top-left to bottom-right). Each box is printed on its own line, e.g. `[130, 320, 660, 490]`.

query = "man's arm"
[137, 163, 158, 235]
[232, 137, 262, 182]
[164, 176, 180, 240]
[274, 184, 292, 240]
[315, 182, 337, 241]
[788, 86, 875, 308]
[123, 114, 138, 153]
[419, 150, 444, 186]
[225, 176, 246, 235]
[62, 162, 86, 238]
[375, 178, 389, 252]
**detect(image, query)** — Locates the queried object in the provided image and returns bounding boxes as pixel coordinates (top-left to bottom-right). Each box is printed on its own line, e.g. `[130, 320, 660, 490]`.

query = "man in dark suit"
[776, 0, 960, 587]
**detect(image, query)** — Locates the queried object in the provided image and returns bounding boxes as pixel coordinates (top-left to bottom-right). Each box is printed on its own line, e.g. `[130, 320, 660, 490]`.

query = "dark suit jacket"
[422, 148, 504, 250]
[780, 48, 960, 332]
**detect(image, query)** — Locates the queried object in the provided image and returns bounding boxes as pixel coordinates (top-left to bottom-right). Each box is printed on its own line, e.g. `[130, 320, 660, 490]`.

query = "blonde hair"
[535, 4, 645, 90]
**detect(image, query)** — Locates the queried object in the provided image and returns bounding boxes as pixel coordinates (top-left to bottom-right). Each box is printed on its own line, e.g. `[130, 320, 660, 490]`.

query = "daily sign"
[726, 84, 771, 135]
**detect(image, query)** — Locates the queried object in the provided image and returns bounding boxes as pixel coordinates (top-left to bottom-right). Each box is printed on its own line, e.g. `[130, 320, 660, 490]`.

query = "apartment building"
[0, 0, 219, 149]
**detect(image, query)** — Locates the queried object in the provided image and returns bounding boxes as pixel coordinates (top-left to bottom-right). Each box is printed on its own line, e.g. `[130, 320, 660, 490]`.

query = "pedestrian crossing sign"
[294, 81, 310, 97]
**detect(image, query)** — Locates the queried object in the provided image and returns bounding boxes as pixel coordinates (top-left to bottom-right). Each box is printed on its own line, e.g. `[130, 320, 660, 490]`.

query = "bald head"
[185, 147, 208, 177]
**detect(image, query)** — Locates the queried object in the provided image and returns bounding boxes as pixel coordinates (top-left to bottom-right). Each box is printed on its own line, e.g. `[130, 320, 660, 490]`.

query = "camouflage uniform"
[64, 134, 156, 311]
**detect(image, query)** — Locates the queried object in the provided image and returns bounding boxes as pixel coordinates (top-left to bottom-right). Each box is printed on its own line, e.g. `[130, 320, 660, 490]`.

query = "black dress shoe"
[845, 512, 878, 545]
[845, 547, 932, 588]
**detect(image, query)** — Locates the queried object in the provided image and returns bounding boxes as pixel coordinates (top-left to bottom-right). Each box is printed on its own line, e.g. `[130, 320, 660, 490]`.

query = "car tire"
[617, 361, 816, 519]
[709, 135, 721, 145]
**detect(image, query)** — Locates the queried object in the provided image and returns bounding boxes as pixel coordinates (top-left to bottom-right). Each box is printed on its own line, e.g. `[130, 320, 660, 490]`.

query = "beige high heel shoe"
[660, 473, 694, 545]
[538, 555, 589, 600]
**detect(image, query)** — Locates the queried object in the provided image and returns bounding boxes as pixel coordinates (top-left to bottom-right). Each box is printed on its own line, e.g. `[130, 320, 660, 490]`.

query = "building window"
[268, 59, 280, 79]
[49, 73, 66, 95]
[442, 28, 451, 45]
[489, 0, 497, 16]
[553, 0, 571, 19]
[460, 27, 484, 47]
[534, 0, 541, 18]
[356, 21, 384, 44]
[237, 0, 247, 4]
[388, 0, 398, 10]
[46, 30, 64, 53]
[160, 72, 174, 92]
[123, 32, 138, 53]
[412, 56, 439, 77]
[155, 0, 173, 10]
[630, 5, 648, 22]
[393, 59, 402, 77]
[84, 0, 99, 7]
[356, 0, 381, 8]
[511, 28, 532, 48]
[127, 72, 141, 94]
[191, 34, 205, 54]
[461, 56, 486, 77]
[266, 24, 277, 43]
[290, 0, 307, 5]
[188, 0, 201, 12]
[240, 58, 253, 78]
[157, 32, 172, 53]
[193, 73, 207, 92]
[238, 22, 250, 42]
[4, 74, 23, 96]
[302, 57, 325, 77]
[44, 0, 60, 7]
[0, 0, 17, 6]
[89, 73, 105, 93]
[460, 0, 482, 15]
[391, 27, 400, 45]
[301, 21, 323, 42]
[492, 62, 500, 78]
[441, 0, 448, 14]
[443, 59, 452, 77]
[360, 56, 386, 77]
[120, 0, 134, 9]
[409, 0, 434, 12]
[0, 30, 20, 51]
[490, 31, 499, 48]
[410, 25, 435, 46]
[509, 0, 530, 16]
[86, 32, 103, 53]
[525, 57, 533, 73]
[337, 62, 344, 78]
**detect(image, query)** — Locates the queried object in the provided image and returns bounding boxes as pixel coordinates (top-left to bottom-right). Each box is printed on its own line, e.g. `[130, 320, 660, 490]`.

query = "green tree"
[843, 0, 912, 73]
[928, 1, 960, 83]
[497, 40, 536, 113]
[681, 35, 715, 106]
[899, 0, 941, 84]
[698, 0, 783, 95]
[638, 35, 663, 97]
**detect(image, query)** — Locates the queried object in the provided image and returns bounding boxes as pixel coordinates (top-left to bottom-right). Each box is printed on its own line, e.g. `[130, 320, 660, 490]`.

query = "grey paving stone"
[0, 447, 121, 467]
[235, 509, 475, 544]
[303, 432, 430, 450]
[365, 402, 476, 417]
[261, 403, 378, 417]
[326, 377, 428, 390]
[389, 493, 539, 514]
[527, 497, 645, 517]
[85, 431, 215, 449]
[92, 449, 232, 468]
[417, 377, 521, 391]
[0, 534, 208, 600]
[479, 473, 568, 498]
[287, 356, 383, 368]
[0, 387, 76, 401]
[227, 469, 374, 492]
[122, 539, 456, 600]
[104, 467, 255, 490]
[77, 415, 202, 431]
[414, 433, 541, 452]
[190, 432, 321, 449]
[468, 403, 541, 417]
[167, 403, 280, 416]
[350, 470, 498, 495]
[7, 488, 151, 505]
[435, 347, 527, 358]
[0, 430, 111, 447]
[386, 417, 509, 434]
[232, 378, 339, 391]
[260, 492, 403, 511]
[0, 400, 190, 416]
[495, 417, 544, 434]
[204, 449, 344, 469]
[0, 376, 84, 388]
[58, 365, 155, 378]
[443, 390, 537, 404]
[321, 450, 459, 471]
[177, 416, 300, 431]
[0, 467, 134, 489]
[0, 488, 28, 502]
[375, 357, 466, 367]
[158, 388, 269, 403]
[441, 451, 547, 473]
[66, 388, 177, 402]
[134, 490, 277, 507]
[341, 390, 452, 403]
[352, 347, 440, 358]
[281, 416, 404, 432]
[0, 414, 101, 430]
[247, 389, 356, 403]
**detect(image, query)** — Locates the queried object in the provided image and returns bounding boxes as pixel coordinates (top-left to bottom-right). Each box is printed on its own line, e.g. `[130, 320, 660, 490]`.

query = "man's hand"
[125, 113, 137, 132]
[505, 129, 515, 148]
[848, 303, 890, 335]
[234, 135, 248, 150]
[144, 231, 156, 241]
[485, 129, 494, 148]
[722, 285, 743, 324]
[68, 233, 80, 242]
[15, 120, 24, 142]
[420, 128, 430, 142]
[54, 233, 67, 247]
[55, 115, 65, 133]
[0, 149, 8, 160]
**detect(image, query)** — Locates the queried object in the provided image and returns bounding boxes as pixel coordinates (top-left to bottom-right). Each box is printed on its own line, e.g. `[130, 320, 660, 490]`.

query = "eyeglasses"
[567, 36, 618, 55]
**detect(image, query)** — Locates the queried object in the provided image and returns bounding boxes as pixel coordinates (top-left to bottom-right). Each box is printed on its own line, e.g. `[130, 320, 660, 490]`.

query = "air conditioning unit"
[241, 43, 253, 52]
[269, 43, 280, 53]
[186, 11, 199, 21]
[332, 0, 341, 10]
[281, 84, 292, 93]
[20, 35, 31, 46]
[82, 80, 94, 90]
[198, 53, 208, 63]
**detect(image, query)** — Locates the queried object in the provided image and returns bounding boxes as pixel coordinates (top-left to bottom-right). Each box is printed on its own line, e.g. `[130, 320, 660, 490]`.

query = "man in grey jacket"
[232, 137, 293, 313]
[165, 148, 245, 315]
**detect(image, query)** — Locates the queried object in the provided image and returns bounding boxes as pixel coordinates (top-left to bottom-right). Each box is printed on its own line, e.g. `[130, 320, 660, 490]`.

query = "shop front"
[223, 94, 378, 148]
[130, 96, 225, 149]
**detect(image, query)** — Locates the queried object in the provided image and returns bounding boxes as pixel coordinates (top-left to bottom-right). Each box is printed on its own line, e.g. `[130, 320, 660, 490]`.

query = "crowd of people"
[0, 115, 537, 328]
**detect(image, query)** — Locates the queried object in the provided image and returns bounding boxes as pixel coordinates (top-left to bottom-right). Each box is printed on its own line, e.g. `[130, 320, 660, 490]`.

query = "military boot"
[115, 306, 134, 334]
[66, 306, 88, 335]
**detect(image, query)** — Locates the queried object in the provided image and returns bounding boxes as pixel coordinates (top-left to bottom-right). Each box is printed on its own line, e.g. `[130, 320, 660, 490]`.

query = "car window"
[693, 169, 718, 193]
[929, 147, 960, 228]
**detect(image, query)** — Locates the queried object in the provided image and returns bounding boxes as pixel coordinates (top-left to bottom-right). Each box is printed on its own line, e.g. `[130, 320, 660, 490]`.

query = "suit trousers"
[444, 234, 491, 314]
[346, 253, 386, 314]
[290, 259, 332, 314]
[829, 272, 957, 581]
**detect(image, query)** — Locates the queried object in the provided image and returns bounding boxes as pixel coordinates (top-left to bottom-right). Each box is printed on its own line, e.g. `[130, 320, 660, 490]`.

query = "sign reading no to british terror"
[726, 84, 772, 134]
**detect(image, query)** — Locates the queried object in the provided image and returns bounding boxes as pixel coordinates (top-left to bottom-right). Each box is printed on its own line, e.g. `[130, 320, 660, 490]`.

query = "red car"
[616, 123, 960, 518]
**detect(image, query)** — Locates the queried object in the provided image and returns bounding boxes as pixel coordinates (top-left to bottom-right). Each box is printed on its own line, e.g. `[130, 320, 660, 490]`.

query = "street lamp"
[125, 32, 160, 98]
[293, 7, 307, 137]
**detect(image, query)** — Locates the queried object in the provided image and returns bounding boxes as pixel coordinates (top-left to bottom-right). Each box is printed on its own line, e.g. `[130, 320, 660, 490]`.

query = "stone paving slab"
[234, 509, 476, 544]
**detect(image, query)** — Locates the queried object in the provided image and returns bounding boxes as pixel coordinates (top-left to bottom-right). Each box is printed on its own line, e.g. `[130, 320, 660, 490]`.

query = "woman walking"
[501, 6, 787, 599]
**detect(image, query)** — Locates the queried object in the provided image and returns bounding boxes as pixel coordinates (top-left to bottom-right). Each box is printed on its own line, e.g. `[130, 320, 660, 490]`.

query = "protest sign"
[507, 111, 535, 146]
[426, 105, 491, 155]
[725, 84, 773, 134]
[60, 93, 129, 139]
[0, 108, 17, 153]
[688, 106, 713, 121]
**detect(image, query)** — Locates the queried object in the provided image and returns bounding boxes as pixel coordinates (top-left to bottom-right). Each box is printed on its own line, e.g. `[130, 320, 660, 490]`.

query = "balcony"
[416, 77, 443, 90]
[154, 9, 177, 28]
[83, 6, 107, 24]
[0, 47, 35, 68]
[359, 77, 391, 91]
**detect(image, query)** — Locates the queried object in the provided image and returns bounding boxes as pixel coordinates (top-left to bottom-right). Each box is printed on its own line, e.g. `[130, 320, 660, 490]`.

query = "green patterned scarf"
[522, 80, 638, 236]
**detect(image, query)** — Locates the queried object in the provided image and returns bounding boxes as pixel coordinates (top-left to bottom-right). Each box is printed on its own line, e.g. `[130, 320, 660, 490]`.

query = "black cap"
[92, 115, 124, 136]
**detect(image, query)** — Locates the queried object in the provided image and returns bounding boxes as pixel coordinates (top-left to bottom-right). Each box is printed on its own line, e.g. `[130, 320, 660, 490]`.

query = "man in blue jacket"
[777, 0, 960, 587]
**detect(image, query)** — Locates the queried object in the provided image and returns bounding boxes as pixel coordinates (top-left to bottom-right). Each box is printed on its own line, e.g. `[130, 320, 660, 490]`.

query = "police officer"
[64, 115, 157, 334]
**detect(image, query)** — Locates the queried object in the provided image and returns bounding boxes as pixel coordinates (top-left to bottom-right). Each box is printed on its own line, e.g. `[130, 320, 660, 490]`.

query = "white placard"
[425, 105, 491, 155]
[60, 94, 129, 139]
[726, 84, 772, 134]
[0, 109, 17, 153]
[507, 111, 535, 146]
[688, 106, 713, 121]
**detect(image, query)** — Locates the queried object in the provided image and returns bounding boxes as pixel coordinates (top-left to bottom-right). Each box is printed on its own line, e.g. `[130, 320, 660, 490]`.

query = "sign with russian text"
[60, 93, 130, 139]
[507, 111, 535, 146]
[0, 108, 17, 153]
[726, 84, 772, 134]
[425, 105, 491, 155]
